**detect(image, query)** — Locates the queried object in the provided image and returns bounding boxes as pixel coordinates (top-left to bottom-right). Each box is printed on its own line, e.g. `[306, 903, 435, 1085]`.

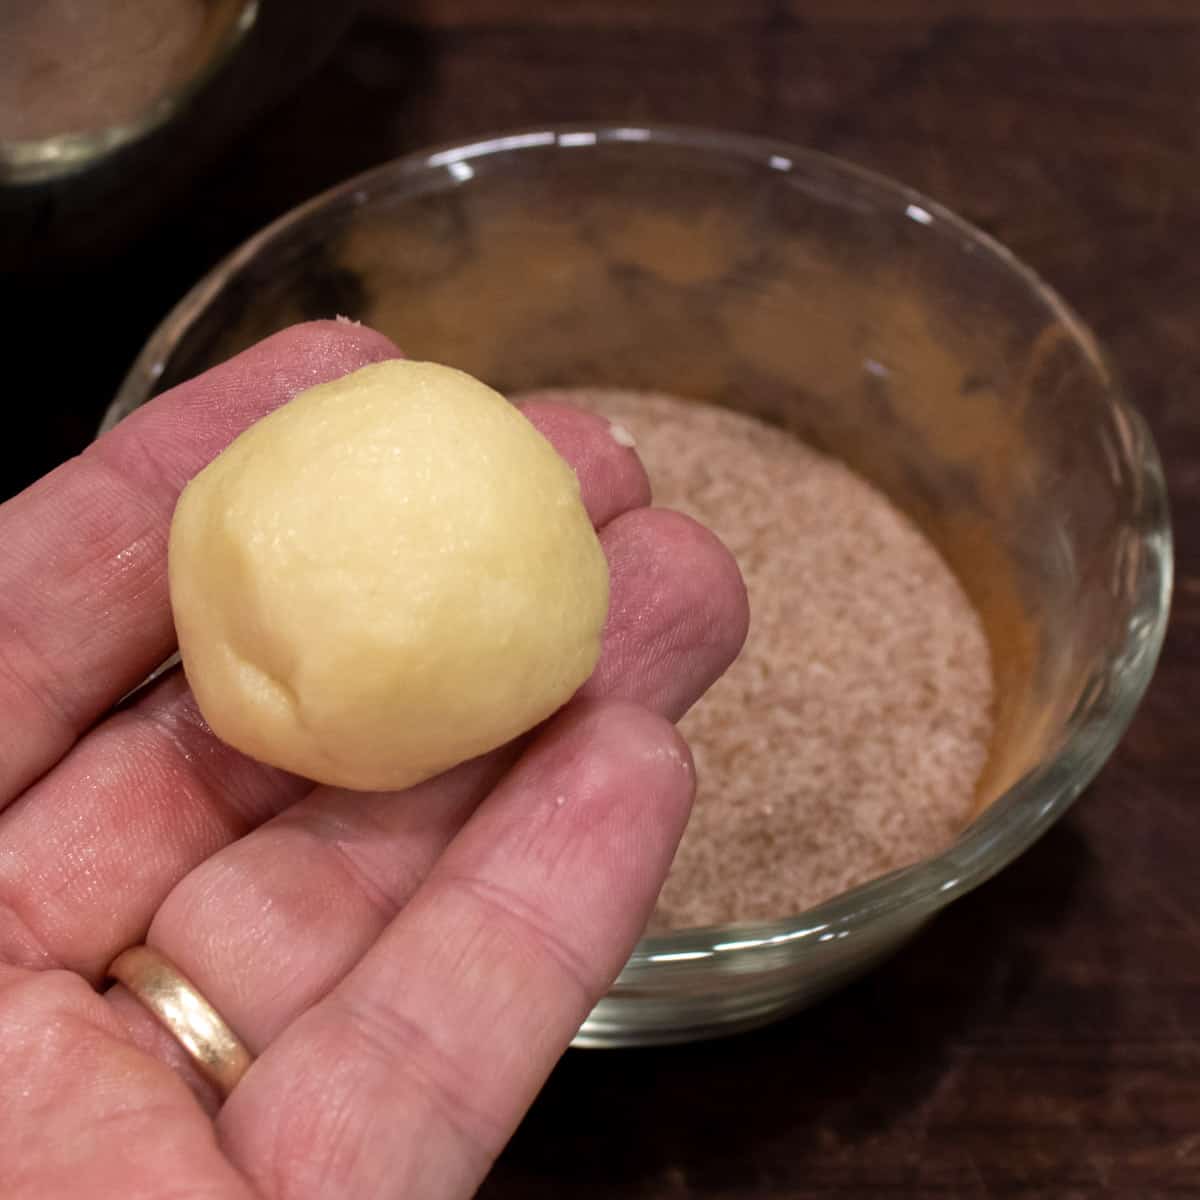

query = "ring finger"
[107, 506, 747, 1096]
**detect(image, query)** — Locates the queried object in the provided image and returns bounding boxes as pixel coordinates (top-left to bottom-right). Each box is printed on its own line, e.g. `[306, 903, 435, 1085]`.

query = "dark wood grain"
[5, 2, 1198, 1195]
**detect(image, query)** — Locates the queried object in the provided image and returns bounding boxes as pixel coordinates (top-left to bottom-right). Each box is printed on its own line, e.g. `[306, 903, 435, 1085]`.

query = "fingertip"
[564, 698, 696, 800]
[95, 321, 406, 488]
[640, 507, 750, 654]
[182, 319, 405, 422]
[587, 507, 750, 719]
[459, 697, 697, 901]
[519, 401, 652, 527]
[261, 319, 405, 380]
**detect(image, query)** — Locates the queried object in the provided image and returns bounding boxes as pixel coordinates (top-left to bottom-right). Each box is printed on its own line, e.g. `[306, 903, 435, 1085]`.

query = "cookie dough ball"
[168, 359, 609, 791]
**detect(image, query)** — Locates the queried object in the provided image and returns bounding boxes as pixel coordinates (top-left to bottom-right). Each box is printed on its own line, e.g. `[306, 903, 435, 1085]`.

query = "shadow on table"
[482, 816, 1099, 1198]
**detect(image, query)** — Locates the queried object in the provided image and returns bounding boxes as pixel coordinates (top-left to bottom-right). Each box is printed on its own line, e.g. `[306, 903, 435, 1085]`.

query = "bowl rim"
[102, 122, 1174, 966]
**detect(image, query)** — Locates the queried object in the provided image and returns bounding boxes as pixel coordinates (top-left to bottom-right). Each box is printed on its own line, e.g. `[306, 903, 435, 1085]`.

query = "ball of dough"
[168, 359, 609, 791]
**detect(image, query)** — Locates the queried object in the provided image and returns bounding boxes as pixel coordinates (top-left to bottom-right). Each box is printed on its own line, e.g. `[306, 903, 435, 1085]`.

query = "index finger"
[0, 321, 401, 803]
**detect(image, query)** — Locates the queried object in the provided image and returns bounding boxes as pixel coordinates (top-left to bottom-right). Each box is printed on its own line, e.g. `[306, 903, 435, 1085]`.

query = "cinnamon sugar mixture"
[519, 389, 994, 930]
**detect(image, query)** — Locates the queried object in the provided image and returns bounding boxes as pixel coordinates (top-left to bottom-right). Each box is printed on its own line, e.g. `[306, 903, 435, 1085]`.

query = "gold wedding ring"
[107, 945, 253, 1099]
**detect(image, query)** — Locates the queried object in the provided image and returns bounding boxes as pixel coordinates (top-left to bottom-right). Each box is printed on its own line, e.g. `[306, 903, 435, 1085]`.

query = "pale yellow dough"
[168, 360, 609, 791]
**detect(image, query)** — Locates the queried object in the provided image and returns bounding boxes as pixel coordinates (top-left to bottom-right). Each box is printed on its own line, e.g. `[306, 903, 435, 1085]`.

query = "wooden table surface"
[7, 2, 1198, 1196]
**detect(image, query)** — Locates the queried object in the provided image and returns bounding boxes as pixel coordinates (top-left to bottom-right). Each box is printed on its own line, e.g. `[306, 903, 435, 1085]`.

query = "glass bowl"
[101, 125, 1172, 1048]
[2, 2, 357, 273]
[0, 0, 258, 186]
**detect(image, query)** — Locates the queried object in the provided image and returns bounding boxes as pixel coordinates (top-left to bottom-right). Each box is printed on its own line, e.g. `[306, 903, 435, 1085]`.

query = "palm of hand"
[0, 324, 746, 1199]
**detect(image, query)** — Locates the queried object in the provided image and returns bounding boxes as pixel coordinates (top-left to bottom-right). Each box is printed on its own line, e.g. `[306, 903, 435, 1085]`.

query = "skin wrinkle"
[587, 508, 747, 723]
[0, 466, 171, 778]
[439, 871, 598, 1004]
[333, 993, 506, 1170]
[86, 426, 199, 518]
[10, 471, 165, 684]
[0, 673, 311, 982]
[172, 856, 372, 1027]
[0, 868, 57, 972]
[119, 678, 294, 830]
[302, 826, 401, 932]
[0, 632, 75, 781]
[477, 715, 696, 903]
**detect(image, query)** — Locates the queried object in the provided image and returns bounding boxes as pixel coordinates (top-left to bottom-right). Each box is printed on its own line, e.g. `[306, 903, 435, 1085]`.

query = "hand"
[0, 323, 748, 1199]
